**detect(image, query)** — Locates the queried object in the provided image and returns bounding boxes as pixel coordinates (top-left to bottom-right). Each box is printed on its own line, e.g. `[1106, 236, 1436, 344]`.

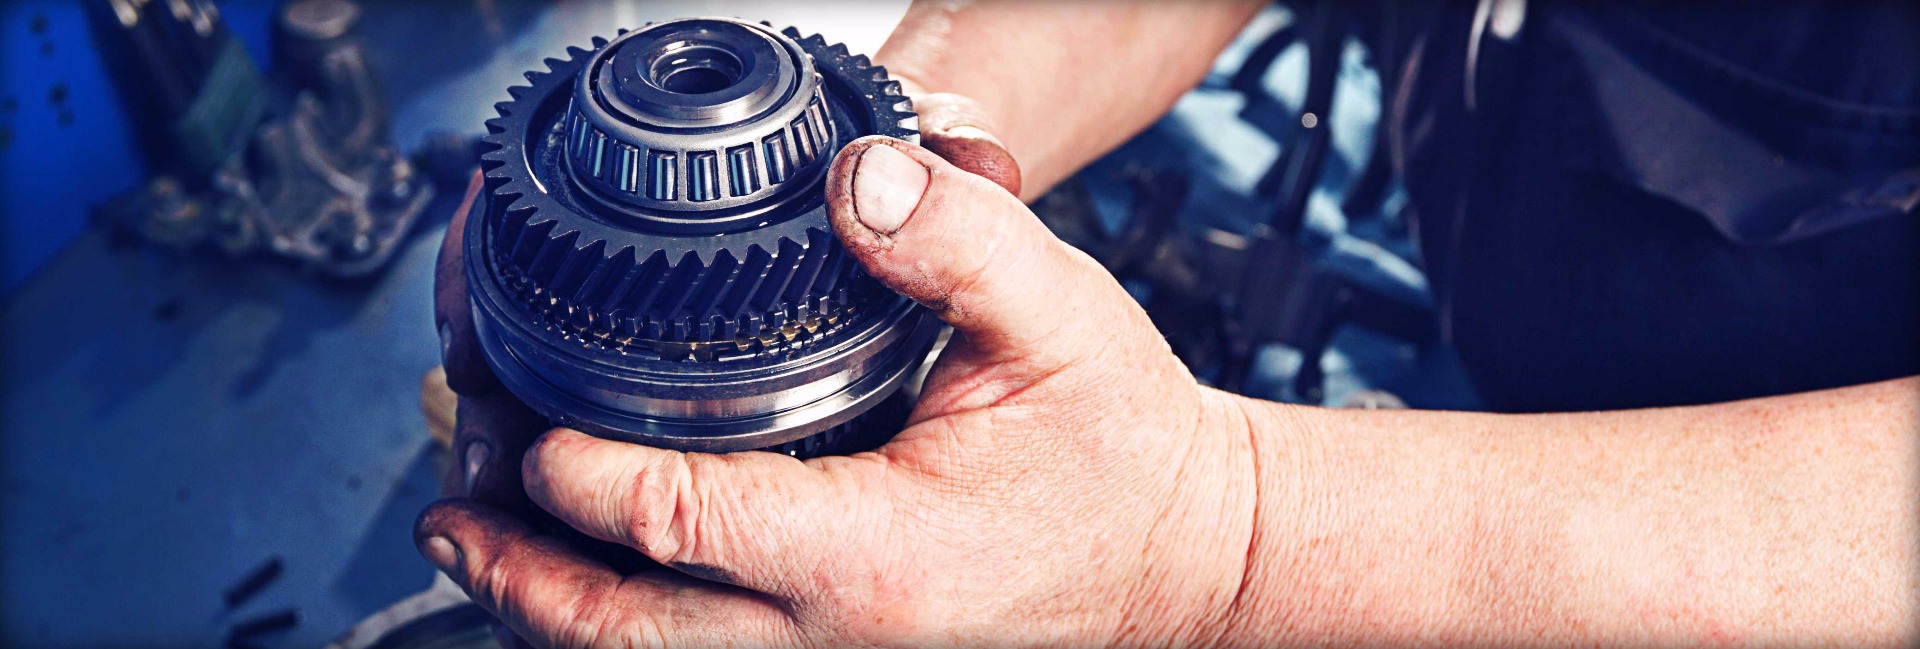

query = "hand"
[428, 89, 1022, 507]
[417, 131, 1265, 647]
[426, 92, 1047, 647]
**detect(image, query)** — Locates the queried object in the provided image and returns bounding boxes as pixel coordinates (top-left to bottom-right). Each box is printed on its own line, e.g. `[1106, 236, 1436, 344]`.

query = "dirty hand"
[428, 89, 1020, 506]
[418, 125, 1266, 647]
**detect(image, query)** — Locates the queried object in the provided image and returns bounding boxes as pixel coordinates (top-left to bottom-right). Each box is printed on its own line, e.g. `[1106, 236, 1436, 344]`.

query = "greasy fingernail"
[422, 536, 461, 573]
[852, 144, 929, 235]
[462, 440, 491, 496]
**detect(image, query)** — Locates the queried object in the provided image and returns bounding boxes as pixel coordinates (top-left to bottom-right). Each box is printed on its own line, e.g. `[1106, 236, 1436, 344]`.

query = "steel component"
[87, 0, 434, 278]
[467, 18, 934, 455]
[565, 18, 837, 216]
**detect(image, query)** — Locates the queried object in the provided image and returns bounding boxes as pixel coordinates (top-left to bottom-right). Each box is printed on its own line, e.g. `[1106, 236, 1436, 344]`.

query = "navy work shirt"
[1393, 0, 1920, 412]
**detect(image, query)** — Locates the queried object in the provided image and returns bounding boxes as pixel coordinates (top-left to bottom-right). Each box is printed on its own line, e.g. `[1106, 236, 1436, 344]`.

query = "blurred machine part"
[327, 576, 496, 649]
[1033, 0, 1439, 405]
[86, 0, 436, 278]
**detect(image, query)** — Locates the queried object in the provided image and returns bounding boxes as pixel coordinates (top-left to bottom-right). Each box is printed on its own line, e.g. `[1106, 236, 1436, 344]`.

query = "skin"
[420, 2, 1920, 646]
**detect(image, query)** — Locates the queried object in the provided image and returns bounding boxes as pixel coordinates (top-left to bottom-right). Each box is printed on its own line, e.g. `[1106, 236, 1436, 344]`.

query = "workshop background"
[0, 1, 1473, 646]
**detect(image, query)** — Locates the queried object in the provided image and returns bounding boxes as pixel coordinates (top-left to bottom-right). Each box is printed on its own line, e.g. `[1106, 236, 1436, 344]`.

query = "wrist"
[1205, 395, 1335, 647]
[1209, 401, 1510, 647]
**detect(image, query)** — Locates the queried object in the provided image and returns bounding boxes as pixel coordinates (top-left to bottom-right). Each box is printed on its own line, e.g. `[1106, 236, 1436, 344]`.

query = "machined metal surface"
[567, 18, 837, 216]
[467, 17, 933, 454]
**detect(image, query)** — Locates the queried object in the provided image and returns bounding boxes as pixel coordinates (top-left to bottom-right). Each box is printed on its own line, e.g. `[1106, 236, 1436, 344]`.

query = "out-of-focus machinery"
[85, 0, 446, 278]
[1033, 0, 1439, 405]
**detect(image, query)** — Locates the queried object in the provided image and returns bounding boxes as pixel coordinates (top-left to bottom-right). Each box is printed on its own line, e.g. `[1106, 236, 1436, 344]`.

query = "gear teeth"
[495, 212, 872, 353]
[478, 21, 920, 359]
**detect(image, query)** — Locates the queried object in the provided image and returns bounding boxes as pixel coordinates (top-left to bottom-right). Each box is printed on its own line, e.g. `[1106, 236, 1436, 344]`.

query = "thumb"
[826, 136, 1156, 367]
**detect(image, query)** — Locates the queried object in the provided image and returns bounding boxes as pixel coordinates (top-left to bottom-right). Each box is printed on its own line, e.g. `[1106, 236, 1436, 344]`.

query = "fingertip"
[414, 499, 484, 578]
[522, 427, 602, 480]
[413, 497, 480, 545]
[827, 136, 946, 253]
[850, 144, 931, 235]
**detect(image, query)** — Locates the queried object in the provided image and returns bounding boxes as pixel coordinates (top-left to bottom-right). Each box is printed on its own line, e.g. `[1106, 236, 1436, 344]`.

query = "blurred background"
[0, 0, 1470, 646]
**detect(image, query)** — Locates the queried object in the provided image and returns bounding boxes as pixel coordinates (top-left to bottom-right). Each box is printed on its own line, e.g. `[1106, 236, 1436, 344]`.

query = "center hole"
[650, 45, 743, 95]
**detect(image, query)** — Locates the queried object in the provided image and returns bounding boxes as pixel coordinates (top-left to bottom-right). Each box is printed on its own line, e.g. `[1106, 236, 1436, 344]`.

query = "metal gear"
[466, 18, 940, 455]
[477, 20, 917, 361]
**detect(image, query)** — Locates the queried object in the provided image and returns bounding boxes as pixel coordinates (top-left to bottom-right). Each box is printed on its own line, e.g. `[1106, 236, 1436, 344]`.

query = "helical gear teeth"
[477, 26, 917, 360]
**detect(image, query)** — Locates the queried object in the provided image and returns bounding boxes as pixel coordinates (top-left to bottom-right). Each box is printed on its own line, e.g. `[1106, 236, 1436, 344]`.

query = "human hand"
[426, 89, 1033, 647]
[427, 89, 1022, 506]
[417, 132, 1266, 647]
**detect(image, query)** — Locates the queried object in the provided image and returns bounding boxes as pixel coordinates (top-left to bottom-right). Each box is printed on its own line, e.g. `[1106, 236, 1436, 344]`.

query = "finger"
[448, 391, 546, 507]
[435, 170, 500, 396]
[911, 92, 1021, 196]
[417, 499, 795, 649]
[825, 136, 1159, 368]
[522, 428, 885, 602]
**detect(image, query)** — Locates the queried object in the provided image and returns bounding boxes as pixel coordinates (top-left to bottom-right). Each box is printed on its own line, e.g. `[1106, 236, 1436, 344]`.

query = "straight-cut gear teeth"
[472, 24, 917, 360]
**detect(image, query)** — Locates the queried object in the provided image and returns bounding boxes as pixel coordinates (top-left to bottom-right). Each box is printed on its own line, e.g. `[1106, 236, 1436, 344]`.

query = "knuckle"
[474, 547, 520, 608]
[622, 451, 694, 557]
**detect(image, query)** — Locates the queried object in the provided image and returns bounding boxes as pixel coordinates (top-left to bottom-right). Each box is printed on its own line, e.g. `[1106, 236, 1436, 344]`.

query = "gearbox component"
[466, 17, 938, 456]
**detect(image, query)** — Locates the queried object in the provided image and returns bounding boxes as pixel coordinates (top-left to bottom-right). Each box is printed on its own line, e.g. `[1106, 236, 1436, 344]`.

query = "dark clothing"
[1393, 1, 1920, 412]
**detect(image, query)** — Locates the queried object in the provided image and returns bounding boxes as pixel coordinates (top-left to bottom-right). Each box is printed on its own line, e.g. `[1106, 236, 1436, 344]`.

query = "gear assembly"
[465, 17, 941, 458]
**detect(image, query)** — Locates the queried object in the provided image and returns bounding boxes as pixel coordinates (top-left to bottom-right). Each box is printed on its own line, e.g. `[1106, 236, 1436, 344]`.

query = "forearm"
[1226, 377, 1920, 647]
[875, 0, 1265, 200]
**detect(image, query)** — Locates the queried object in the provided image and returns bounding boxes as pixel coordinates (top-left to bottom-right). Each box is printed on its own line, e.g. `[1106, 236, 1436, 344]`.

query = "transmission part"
[465, 17, 938, 457]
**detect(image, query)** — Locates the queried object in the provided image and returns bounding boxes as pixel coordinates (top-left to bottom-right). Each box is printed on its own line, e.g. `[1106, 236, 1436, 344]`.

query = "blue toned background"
[0, 2, 1467, 647]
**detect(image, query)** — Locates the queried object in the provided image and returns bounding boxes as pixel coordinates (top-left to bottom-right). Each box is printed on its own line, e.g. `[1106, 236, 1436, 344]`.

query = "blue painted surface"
[0, 1, 277, 294]
[1, 228, 451, 647]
